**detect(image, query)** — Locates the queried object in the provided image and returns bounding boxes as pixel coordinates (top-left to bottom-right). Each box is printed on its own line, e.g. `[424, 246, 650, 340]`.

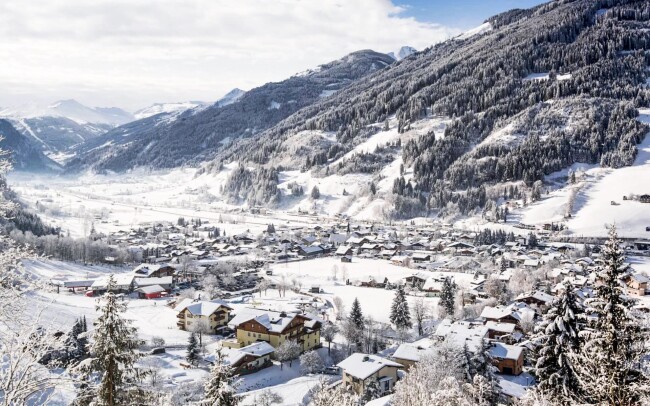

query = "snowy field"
[8, 168, 331, 238]
[269, 257, 475, 324]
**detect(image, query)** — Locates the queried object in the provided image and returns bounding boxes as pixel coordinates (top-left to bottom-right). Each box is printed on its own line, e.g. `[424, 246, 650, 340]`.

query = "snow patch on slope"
[456, 22, 492, 40]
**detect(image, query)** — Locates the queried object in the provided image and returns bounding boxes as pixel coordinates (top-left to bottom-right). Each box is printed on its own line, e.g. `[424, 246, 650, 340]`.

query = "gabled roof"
[337, 353, 403, 380]
[392, 339, 436, 362]
[489, 342, 523, 361]
[177, 299, 232, 316]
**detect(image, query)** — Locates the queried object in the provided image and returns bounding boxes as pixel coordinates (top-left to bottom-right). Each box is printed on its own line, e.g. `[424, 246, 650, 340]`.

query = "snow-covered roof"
[435, 320, 488, 352]
[91, 273, 135, 289]
[136, 284, 166, 294]
[392, 339, 436, 362]
[177, 299, 232, 316]
[515, 290, 554, 304]
[337, 353, 403, 380]
[239, 341, 275, 357]
[229, 308, 308, 333]
[134, 276, 173, 287]
[489, 342, 523, 361]
[133, 263, 171, 276]
[484, 321, 516, 334]
[335, 245, 352, 255]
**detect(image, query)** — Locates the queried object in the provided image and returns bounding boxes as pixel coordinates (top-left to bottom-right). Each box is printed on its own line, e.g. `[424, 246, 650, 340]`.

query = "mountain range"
[3, 0, 650, 221]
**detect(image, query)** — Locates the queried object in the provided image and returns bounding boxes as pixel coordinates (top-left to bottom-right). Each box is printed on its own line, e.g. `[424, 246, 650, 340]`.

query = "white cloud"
[0, 0, 460, 111]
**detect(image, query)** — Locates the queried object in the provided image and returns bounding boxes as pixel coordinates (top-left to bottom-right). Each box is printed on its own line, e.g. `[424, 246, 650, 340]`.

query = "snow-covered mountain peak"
[387, 46, 417, 61]
[0, 99, 133, 125]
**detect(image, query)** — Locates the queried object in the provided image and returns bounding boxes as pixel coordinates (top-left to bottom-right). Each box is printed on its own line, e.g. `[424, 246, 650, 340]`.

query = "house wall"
[179, 307, 230, 331]
[495, 354, 524, 375]
[392, 357, 417, 370]
[343, 366, 400, 396]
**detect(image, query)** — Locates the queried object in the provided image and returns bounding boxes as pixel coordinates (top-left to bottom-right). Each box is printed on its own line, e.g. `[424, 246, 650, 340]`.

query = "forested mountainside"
[0, 119, 59, 171]
[0, 99, 134, 161]
[209, 0, 650, 216]
[9, 116, 111, 153]
[65, 50, 396, 173]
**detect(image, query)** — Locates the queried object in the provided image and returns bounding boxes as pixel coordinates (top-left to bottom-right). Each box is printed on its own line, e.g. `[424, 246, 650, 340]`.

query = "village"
[34, 213, 650, 404]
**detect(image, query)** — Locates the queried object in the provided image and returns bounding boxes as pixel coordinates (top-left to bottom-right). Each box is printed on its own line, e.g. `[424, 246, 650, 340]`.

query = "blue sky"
[395, 0, 548, 30]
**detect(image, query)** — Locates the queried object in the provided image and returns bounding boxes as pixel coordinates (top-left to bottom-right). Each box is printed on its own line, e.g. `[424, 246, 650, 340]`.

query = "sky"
[0, 0, 547, 112]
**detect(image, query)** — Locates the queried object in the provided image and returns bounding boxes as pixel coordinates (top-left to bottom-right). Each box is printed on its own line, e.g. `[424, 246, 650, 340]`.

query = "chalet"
[338, 353, 403, 396]
[404, 272, 428, 288]
[175, 299, 233, 333]
[298, 245, 325, 258]
[485, 321, 517, 340]
[411, 252, 431, 263]
[379, 249, 397, 259]
[341, 255, 352, 263]
[390, 255, 408, 266]
[624, 273, 649, 297]
[515, 291, 554, 308]
[421, 278, 444, 296]
[480, 306, 522, 325]
[133, 263, 175, 278]
[215, 342, 275, 375]
[640, 194, 650, 204]
[335, 245, 353, 256]
[229, 309, 321, 352]
[391, 339, 435, 370]
[489, 342, 524, 375]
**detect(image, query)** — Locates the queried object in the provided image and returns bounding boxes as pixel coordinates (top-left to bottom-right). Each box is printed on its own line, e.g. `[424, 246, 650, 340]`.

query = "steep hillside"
[0, 120, 59, 171]
[208, 0, 650, 218]
[0, 99, 134, 162]
[65, 51, 396, 173]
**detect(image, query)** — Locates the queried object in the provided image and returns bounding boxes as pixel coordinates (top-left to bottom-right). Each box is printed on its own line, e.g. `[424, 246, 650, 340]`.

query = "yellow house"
[175, 299, 233, 333]
[338, 353, 403, 396]
[228, 309, 321, 352]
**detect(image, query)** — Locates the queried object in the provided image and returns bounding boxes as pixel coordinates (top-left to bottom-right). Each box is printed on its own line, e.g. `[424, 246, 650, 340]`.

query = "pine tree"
[82, 274, 145, 406]
[389, 285, 412, 330]
[577, 226, 649, 405]
[348, 298, 364, 331]
[468, 340, 500, 404]
[533, 280, 584, 403]
[439, 277, 456, 318]
[203, 348, 240, 406]
[187, 332, 200, 366]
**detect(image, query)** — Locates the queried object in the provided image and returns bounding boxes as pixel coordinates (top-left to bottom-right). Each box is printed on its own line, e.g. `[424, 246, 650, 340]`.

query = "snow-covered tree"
[360, 377, 382, 403]
[411, 297, 431, 336]
[203, 347, 240, 406]
[308, 379, 358, 406]
[392, 352, 469, 406]
[257, 389, 283, 406]
[390, 284, 412, 330]
[276, 340, 301, 370]
[300, 350, 324, 374]
[532, 280, 584, 403]
[186, 332, 200, 366]
[77, 274, 145, 406]
[345, 298, 365, 349]
[349, 297, 364, 330]
[466, 339, 500, 404]
[311, 186, 321, 199]
[321, 322, 338, 354]
[439, 277, 457, 318]
[577, 226, 649, 405]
